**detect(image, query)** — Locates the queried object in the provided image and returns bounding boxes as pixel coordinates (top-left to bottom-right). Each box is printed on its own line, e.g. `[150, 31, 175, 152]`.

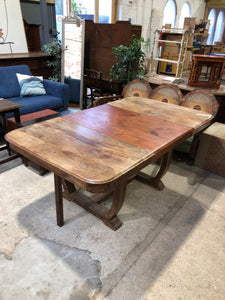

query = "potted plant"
[110, 35, 150, 87]
[42, 35, 62, 82]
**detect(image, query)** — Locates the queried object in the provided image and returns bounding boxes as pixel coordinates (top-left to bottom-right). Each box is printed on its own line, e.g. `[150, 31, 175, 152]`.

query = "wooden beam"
[26, 0, 55, 4]
[95, 0, 99, 23]
[68, 0, 72, 14]
[112, 0, 118, 23]
[206, 0, 225, 8]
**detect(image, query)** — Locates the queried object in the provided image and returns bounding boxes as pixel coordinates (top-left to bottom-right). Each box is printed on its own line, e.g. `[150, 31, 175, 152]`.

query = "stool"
[195, 122, 225, 177]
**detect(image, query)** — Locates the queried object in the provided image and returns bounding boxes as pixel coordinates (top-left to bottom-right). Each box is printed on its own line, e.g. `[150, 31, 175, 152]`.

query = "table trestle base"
[54, 176, 127, 231]
[0, 153, 20, 165]
[54, 151, 173, 230]
[135, 150, 172, 191]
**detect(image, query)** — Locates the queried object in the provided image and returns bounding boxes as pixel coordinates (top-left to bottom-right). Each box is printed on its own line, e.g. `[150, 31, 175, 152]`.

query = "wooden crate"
[183, 17, 196, 30]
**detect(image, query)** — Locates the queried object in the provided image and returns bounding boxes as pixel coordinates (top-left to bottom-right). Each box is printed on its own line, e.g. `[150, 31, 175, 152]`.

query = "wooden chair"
[85, 69, 111, 107]
[94, 95, 123, 107]
[181, 89, 219, 115]
[94, 79, 151, 107]
[178, 89, 219, 161]
[122, 78, 152, 98]
[149, 84, 183, 105]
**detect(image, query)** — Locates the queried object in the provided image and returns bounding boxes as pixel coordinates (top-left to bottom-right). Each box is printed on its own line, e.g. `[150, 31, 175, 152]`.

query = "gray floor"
[0, 150, 225, 300]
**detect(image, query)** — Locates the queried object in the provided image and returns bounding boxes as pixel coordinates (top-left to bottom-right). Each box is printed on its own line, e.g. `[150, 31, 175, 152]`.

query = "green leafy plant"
[110, 36, 150, 86]
[72, 0, 87, 14]
[42, 35, 62, 82]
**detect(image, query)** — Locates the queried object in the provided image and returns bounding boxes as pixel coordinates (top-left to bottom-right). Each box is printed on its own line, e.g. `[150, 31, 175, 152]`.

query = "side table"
[0, 98, 23, 165]
[188, 54, 225, 88]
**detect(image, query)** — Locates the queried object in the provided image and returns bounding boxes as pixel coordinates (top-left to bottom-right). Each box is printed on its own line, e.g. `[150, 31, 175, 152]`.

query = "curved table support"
[55, 176, 127, 231]
[135, 150, 173, 190]
[54, 152, 173, 230]
[54, 152, 172, 230]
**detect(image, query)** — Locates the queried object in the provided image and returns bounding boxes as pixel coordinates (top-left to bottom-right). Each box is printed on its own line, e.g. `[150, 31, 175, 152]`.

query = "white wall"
[119, 0, 206, 46]
[0, 0, 28, 54]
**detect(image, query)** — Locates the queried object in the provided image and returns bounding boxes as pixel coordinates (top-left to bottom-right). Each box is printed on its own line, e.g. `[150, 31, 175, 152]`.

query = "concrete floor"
[0, 151, 225, 299]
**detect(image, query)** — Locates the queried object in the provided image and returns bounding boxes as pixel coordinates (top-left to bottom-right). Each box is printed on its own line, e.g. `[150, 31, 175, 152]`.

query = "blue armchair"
[0, 65, 70, 118]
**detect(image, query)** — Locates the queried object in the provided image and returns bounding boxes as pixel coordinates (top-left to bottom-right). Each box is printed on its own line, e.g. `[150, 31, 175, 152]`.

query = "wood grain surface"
[62, 105, 192, 151]
[0, 99, 23, 112]
[6, 117, 152, 190]
[6, 98, 212, 191]
[109, 97, 213, 133]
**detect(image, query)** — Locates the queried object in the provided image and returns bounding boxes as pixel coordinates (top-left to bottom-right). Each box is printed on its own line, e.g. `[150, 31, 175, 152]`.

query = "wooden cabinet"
[0, 52, 53, 79]
[189, 54, 225, 88]
[23, 19, 41, 52]
[84, 20, 142, 80]
[194, 19, 210, 46]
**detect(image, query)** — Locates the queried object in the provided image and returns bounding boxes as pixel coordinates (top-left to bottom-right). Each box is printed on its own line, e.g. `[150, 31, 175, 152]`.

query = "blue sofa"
[0, 65, 70, 121]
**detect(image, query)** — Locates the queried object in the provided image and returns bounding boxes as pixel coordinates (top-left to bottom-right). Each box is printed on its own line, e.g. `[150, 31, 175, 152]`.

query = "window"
[55, 0, 117, 38]
[99, 0, 112, 23]
[207, 9, 216, 45]
[213, 11, 224, 44]
[163, 0, 176, 28]
[179, 2, 191, 29]
[207, 8, 225, 45]
[72, 0, 94, 19]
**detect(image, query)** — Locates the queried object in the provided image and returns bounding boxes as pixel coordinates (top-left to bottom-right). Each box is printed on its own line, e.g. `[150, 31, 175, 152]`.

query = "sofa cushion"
[0, 65, 32, 98]
[16, 73, 46, 97]
[7, 95, 63, 116]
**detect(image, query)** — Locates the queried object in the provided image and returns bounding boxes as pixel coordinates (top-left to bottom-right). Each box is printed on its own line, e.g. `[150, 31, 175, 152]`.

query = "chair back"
[85, 69, 103, 89]
[122, 79, 152, 98]
[149, 84, 183, 105]
[94, 95, 123, 107]
[182, 89, 219, 116]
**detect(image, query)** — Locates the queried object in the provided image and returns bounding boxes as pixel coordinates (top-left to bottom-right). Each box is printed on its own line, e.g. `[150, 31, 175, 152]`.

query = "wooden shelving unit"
[193, 19, 210, 45]
[150, 28, 190, 78]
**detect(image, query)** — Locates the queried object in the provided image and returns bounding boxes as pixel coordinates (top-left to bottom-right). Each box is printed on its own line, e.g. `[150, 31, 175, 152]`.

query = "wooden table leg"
[54, 174, 64, 227]
[1, 113, 11, 155]
[83, 77, 87, 110]
[62, 179, 127, 230]
[14, 108, 22, 127]
[103, 182, 127, 230]
[135, 150, 173, 190]
[62, 179, 76, 195]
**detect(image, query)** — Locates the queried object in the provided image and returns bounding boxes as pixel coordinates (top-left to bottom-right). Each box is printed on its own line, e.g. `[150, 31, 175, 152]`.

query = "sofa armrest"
[43, 79, 70, 111]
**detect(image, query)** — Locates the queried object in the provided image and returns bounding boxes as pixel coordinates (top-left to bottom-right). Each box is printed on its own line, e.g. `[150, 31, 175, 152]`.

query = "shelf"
[158, 71, 176, 76]
[155, 58, 179, 64]
[151, 28, 190, 78]
[155, 39, 182, 44]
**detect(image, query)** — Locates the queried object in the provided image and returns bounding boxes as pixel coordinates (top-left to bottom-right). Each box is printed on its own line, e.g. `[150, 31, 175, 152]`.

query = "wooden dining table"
[5, 97, 213, 230]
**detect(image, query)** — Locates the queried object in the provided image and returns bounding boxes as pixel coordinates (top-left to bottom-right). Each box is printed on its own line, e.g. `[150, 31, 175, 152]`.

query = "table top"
[147, 74, 225, 95]
[208, 53, 225, 57]
[5, 98, 213, 192]
[193, 54, 225, 60]
[0, 98, 23, 113]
